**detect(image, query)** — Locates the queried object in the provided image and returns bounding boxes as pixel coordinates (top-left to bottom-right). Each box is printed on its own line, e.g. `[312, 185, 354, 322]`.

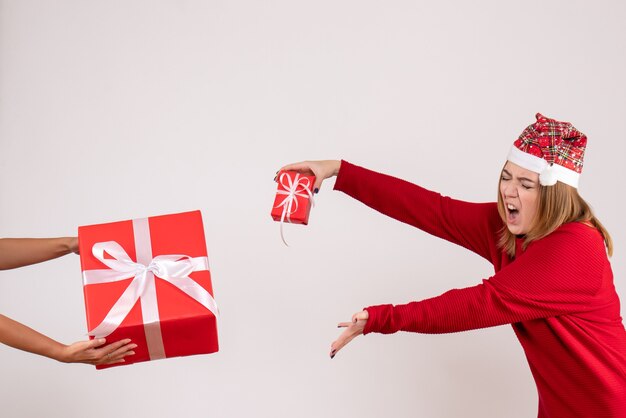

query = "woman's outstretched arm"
[334, 160, 504, 261]
[0, 237, 78, 270]
[279, 160, 502, 261]
[0, 314, 136, 365]
[329, 223, 608, 357]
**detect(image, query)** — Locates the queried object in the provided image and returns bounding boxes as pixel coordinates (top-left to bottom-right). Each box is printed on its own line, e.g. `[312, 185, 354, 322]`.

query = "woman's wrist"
[48, 342, 70, 362]
[332, 160, 342, 177]
[60, 237, 78, 255]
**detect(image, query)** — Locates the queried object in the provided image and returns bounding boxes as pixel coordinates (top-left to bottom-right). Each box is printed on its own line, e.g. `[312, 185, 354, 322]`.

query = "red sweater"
[334, 160, 626, 418]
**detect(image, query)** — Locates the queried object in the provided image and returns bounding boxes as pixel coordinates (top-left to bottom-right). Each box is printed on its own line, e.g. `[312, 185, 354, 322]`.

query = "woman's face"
[500, 161, 540, 235]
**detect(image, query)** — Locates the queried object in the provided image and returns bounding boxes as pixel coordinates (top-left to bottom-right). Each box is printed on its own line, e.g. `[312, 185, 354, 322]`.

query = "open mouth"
[506, 203, 519, 221]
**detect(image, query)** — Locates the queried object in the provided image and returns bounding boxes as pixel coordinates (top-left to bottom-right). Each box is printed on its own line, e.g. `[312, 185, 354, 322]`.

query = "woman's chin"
[506, 224, 524, 235]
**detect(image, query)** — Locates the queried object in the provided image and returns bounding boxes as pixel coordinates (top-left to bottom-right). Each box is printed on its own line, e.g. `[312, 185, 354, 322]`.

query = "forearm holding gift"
[0, 314, 136, 365]
[0, 237, 78, 270]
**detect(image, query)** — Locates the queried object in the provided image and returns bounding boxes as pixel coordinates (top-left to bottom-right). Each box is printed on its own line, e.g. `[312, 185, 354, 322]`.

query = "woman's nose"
[503, 184, 518, 198]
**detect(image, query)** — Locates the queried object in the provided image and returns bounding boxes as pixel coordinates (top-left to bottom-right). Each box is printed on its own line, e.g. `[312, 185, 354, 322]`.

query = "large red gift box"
[271, 171, 315, 225]
[78, 210, 218, 369]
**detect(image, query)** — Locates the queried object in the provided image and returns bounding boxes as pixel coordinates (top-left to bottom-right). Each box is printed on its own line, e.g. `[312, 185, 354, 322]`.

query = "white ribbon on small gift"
[274, 172, 315, 246]
[82, 217, 218, 360]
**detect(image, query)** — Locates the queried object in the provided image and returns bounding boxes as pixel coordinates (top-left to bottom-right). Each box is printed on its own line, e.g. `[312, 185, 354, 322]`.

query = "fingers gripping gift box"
[78, 210, 219, 369]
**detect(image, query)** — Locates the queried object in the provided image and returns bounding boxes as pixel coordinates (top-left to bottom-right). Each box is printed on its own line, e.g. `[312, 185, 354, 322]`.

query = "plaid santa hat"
[507, 113, 587, 188]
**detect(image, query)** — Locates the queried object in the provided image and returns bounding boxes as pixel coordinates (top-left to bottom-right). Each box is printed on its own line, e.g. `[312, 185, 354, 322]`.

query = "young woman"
[281, 114, 626, 417]
[0, 237, 136, 365]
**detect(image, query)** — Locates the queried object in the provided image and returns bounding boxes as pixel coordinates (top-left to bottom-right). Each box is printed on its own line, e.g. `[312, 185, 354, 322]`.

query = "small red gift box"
[271, 171, 315, 225]
[78, 210, 218, 369]
[271, 171, 315, 245]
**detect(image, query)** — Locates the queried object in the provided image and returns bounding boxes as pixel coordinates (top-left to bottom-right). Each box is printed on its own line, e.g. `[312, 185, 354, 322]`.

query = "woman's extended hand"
[330, 310, 369, 359]
[57, 338, 137, 366]
[278, 160, 341, 192]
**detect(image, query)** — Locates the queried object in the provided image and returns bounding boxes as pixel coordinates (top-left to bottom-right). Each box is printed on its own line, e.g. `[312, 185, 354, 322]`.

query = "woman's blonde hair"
[497, 169, 613, 258]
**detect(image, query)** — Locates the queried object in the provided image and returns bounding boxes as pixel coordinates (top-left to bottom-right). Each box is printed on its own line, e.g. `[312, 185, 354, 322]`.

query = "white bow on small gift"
[274, 172, 315, 246]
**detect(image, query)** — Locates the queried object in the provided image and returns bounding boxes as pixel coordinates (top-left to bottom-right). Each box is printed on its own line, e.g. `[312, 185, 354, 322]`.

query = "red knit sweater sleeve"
[333, 160, 502, 262]
[363, 223, 606, 335]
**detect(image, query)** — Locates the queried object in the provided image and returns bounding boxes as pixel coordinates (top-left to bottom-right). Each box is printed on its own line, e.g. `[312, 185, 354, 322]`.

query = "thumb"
[89, 338, 107, 348]
[352, 310, 369, 322]
[312, 178, 324, 193]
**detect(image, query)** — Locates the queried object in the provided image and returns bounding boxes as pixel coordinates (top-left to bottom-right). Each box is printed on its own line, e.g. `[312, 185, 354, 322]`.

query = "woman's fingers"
[278, 162, 315, 176]
[64, 338, 136, 365]
[330, 311, 368, 359]
[276, 160, 340, 192]
[330, 328, 355, 358]
[101, 338, 132, 355]
[100, 339, 137, 364]
[276, 162, 324, 192]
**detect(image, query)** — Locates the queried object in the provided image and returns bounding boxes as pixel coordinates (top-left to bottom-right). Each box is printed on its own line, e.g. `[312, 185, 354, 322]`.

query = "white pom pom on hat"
[539, 165, 558, 186]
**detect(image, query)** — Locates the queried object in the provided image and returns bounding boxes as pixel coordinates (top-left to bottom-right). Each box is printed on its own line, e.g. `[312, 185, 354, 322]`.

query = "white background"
[1, 1, 624, 417]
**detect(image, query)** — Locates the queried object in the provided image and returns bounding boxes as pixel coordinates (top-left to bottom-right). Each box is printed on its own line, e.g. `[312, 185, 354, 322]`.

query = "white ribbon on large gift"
[274, 172, 315, 246]
[82, 217, 218, 360]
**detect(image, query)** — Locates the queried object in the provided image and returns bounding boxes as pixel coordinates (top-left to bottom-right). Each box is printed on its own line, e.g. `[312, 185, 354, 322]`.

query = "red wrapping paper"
[271, 171, 315, 225]
[78, 210, 218, 369]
